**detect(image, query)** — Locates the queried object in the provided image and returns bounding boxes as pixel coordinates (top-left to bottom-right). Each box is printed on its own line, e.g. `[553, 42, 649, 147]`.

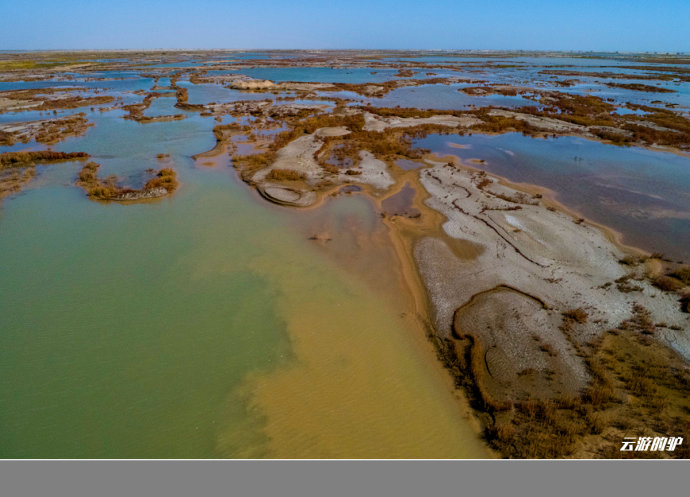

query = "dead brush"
[653, 275, 684, 292]
[563, 308, 589, 324]
[266, 168, 305, 181]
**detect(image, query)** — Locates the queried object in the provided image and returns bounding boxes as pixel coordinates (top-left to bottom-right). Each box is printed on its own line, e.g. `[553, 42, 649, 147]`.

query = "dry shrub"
[619, 255, 644, 266]
[680, 293, 690, 313]
[485, 423, 516, 444]
[77, 162, 177, 200]
[144, 168, 178, 192]
[653, 275, 684, 292]
[669, 266, 690, 285]
[624, 374, 655, 397]
[38, 95, 113, 110]
[586, 413, 607, 435]
[615, 274, 643, 293]
[0, 130, 14, 146]
[77, 161, 99, 184]
[266, 168, 305, 181]
[605, 82, 676, 93]
[563, 308, 588, 324]
[539, 343, 559, 357]
[619, 304, 656, 335]
[583, 382, 616, 408]
[1, 151, 89, 168]
[321, 163, 340, 174]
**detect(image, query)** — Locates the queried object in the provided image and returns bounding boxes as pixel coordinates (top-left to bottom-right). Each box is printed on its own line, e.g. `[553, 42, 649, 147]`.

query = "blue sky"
[1, 0, 688, 52]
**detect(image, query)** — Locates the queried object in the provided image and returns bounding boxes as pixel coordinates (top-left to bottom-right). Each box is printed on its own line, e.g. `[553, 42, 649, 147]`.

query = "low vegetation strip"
[0, 150, 91, 204]
[77, 161, 178, 201]
[0, 150, 89, 168]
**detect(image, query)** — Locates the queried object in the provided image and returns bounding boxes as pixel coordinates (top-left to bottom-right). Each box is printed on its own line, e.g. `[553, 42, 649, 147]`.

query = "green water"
[0, 164, 292, 458]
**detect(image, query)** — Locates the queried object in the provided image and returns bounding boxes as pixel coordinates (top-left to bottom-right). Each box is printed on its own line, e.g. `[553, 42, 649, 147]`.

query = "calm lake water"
[416, 133, 690, 261]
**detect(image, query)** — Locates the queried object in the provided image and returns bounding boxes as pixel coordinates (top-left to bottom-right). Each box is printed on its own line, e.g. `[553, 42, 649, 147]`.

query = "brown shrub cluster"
[562, 308, 589, 324]
[0, 150, 89, 168]
[621, 105, 690, 147]
[654, 275, 685, 292]
[359, 105, 464, 119]
[38, 95, 114, 111]
[680, 293, 690, 313]
[0, 130, 14, 146]
[615, 274, 643, 293]
[469, 108, 541, 135]
[0, 87, 114, 112]
[669, 266, 690, 285]
[460, 86, 519, 96]
[605, 82, 676, 93]
[619, 304, 656, 335]
[76, 161, 177, 201]
[144, 168, 178, 191]
[266, 168, 305, 181]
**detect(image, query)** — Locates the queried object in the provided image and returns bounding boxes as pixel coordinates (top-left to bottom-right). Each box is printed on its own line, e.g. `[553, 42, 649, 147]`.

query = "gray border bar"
[1, 460, 687, 497]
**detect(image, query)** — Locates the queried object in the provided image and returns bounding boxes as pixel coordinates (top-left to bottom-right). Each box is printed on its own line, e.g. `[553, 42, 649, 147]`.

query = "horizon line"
[2, 48, 689, 55]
